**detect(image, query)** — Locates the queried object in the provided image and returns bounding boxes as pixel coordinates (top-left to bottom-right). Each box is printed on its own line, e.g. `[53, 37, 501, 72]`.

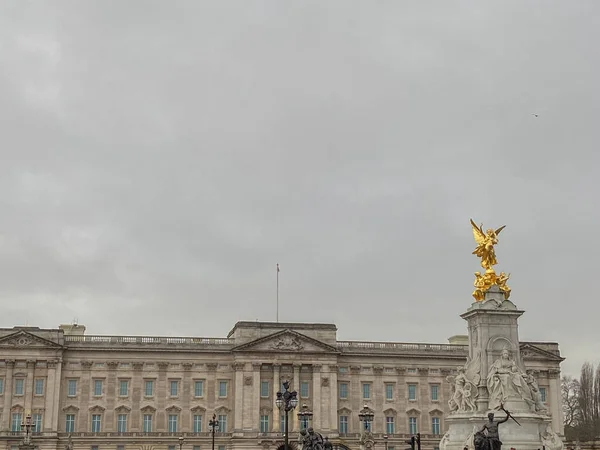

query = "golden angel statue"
[470, 219, 506, 270]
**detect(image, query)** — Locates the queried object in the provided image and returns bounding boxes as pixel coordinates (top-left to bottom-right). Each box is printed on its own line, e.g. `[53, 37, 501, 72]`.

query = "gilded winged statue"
[470, 219, 506, 270]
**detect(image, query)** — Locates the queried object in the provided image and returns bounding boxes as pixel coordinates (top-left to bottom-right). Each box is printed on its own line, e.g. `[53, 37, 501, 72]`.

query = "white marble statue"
[486, 348, 534, 410]
[540, 425, 564, 450]
[447, 350, 481, 412]
[525, 370, 548, 414]
[439, 431, 451, 450]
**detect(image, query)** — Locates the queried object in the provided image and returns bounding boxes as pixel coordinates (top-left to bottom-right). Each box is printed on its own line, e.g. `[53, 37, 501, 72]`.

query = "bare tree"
[563, 376, 581, 427]
[578, 363, 599, 440]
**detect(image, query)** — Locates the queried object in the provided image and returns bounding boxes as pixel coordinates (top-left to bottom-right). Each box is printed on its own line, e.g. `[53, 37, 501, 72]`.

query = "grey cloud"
[1, 0, 599, 375]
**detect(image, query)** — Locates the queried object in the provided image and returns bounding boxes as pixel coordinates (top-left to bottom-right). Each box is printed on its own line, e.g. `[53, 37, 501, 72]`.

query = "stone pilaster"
[233, 362, 245, 432]
[350, 365, 361, 432]
[312, 364, 322, 430]
[292, 363, 301, 431]
[156, 362, 170, 430]
[2, 360, 15, 430]
[252, 363, 262, 431]
[24, 360, 36, 412]
[79, 361, 94, 431]
[105, 361, 119, 431]
[548, 369, 563, 434]
[132, 362, 145, 431]
[271, 364, 281, 431]
[329, 364, 339, 432]
[373, 366, 384, 431]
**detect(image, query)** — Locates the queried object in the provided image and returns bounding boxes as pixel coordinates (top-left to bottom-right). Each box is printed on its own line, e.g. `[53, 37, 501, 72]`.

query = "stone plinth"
[440, 287, 560, 450]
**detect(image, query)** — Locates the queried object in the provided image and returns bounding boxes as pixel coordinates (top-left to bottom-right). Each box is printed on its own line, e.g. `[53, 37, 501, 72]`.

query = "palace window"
[339, 383, 348, 399]
[408, 384, 417, 401]
[386, 416, 395, 434]
[117, 414, 127, 433]
[144, 380, 154, 396]
[409, 417, 418, 435]
[300, 382, 309, 398]
[33, 413, 42, 432]
[0, 378, 4, 394]
[218, 381, 228, 398]
[35, 379, 44, 395]
[94, 380, 103, 396]
[430, 385, 439, 401]
[385, 383, 394, 400]
[65, 414, 75, 433]
[362, 383, 371, 399]
[218, 415, 227, 432]
[193, 414, 203, 433]
[339, 415, 348, 434]
[260, 381, 269, 398]
[67, 380, 77, 397]
[540, 387, 547, 402]
[432, 417, 440, 435]
[260, 415, 269, 433]
[194, 380, 204, 397]
[119, 380, 129, 397]
[91, 414, 102, 433]
[168, 414, 178, 433]
[143, 414, 153, 432]
[11, 413, 22, 432]
[15, 379, 25, 395]
[170, 380, 179, 397]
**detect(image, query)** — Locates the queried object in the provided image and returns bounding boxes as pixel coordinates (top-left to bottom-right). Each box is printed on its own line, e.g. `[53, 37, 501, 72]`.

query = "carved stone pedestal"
[439, 288, 562, 450]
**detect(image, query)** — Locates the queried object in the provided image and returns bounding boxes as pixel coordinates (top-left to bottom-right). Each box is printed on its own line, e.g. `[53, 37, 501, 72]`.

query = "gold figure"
[470, 219, 511, 302]
[470, 219, 506, 270]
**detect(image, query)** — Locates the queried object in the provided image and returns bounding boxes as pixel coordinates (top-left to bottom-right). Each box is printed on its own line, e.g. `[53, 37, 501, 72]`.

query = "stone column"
[132, 362, 145, 431]
[48, 359, 62, 434]
[271, 364, 280, 432]
[373, 366, 384, 432]
[292, 364, 301, 431]
[312, 365, 322, 430]
[396, 367, 407, 433]
[252, 363, 262, 431]
[156, 362, 169, 430]
[233, 363, 245, 432]
[206, 363, 218, 406]
[2, 360, 15, 430]
[329, 365, 338, 434]
[24, 360, 36, 413]
[548, 369, 563, 434]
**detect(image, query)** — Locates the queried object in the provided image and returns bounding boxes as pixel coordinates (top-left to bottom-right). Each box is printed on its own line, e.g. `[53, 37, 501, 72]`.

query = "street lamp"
[297, 404, 313, 430]
[178, 437, 185, 450]
[358, 405, 374, 432]
[384, 435, 389, 450]
[20, 413, 34, 445]
[209, 413, 220, 450]
[276, 380, 299, 450]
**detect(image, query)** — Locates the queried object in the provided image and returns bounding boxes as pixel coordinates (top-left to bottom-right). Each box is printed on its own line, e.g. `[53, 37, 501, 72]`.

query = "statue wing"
[465, 350, 481, 385]
[495, 225, 506, 235]
[470, 219, 486, 245]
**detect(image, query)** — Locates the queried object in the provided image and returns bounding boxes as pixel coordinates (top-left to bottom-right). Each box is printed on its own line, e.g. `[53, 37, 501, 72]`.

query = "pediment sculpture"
[271, 335, 304, 351]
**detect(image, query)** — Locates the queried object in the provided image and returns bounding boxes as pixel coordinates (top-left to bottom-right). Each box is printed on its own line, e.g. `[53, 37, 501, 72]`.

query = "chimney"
[59, 324, 86, 336]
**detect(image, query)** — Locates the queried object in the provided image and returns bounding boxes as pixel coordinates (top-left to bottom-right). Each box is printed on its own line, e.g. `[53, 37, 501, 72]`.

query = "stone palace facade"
[0, 321, 563, 450]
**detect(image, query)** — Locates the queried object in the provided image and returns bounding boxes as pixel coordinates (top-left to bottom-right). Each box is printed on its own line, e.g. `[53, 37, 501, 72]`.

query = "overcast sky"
[1, 1, 598, 377]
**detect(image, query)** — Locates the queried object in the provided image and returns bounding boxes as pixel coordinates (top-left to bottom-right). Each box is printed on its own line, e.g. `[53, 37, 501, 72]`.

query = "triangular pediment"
[520, 343, 564, 362]
[232, 329, 338, 354]
[0, 330, 63, 349]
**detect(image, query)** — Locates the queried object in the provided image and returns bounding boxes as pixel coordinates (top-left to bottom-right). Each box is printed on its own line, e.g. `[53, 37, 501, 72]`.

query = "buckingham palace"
[0, 321, 563, 450]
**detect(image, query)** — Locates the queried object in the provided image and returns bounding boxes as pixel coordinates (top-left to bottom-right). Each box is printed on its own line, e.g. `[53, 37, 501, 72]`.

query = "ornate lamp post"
[383, 435, 389, 450]
[358, 405, 375, 432]
[20, 413, 35, 450]
[209, 413, 220, 450]
[276, 380, 299, 450]
[297, 404, 313, 430]
[178, 437, 185, 450]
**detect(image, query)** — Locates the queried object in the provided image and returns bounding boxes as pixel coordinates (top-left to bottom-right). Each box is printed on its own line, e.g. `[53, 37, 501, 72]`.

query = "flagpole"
[276, 264, 279, 322]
